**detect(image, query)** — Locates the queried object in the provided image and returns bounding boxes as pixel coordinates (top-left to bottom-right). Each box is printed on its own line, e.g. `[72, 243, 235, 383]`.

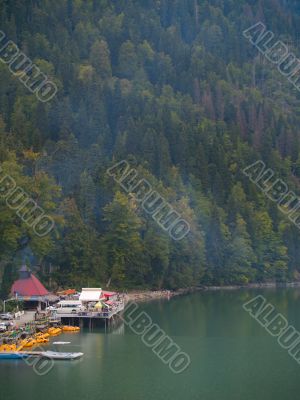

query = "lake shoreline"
[125, 282, 300, 303]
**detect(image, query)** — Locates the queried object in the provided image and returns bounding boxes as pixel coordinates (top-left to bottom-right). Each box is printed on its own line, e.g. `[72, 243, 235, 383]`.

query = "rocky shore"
[124, 287, 203, 303]
[125, 290, 172, 303]
[124, 282, 300, 303]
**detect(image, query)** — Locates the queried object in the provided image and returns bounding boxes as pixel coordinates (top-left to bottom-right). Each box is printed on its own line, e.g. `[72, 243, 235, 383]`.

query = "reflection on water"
[110, 322, 125, 335]
[2, 288, 300, 400]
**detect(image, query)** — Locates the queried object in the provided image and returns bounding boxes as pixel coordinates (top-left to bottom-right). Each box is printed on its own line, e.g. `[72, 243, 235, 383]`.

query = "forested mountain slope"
[1, 0, 300, 293]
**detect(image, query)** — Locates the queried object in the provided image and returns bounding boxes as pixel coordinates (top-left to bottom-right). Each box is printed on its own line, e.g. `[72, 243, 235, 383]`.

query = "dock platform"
[56, 302, 124, 320]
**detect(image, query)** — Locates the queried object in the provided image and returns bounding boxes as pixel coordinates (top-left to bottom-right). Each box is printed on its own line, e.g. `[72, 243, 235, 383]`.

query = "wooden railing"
[59, 302, 125, 319]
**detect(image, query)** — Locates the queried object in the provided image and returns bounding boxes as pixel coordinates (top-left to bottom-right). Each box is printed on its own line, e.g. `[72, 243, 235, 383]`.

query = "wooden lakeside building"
[5, 267, 125, 331]
[50, 288, 125, 330]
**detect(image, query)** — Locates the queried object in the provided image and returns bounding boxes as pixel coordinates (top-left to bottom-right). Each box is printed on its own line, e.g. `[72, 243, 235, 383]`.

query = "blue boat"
[0, 351, 83, 360]
[0, 352, 29, 359]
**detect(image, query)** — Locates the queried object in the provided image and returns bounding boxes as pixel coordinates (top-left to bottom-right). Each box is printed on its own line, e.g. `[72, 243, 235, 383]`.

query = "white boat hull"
[41, 351, 83, 360]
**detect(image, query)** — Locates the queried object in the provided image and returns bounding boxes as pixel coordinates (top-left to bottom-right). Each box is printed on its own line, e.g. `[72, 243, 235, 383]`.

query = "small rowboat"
[41, 351, 83, 360]
[53, 341, 71, 345]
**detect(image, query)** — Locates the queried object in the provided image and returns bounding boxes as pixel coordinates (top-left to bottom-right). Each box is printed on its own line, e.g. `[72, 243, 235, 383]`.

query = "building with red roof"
[12, 265, 49, 297]
[10, 265, 58, 309]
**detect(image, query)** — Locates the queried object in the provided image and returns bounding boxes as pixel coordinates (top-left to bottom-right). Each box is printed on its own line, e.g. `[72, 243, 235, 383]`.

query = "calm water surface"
[1, 289, 300, 400]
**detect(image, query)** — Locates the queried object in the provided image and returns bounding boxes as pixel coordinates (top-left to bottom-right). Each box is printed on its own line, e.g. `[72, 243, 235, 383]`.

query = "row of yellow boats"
[48, 326, 80, 335]
[0, 325, 80, 352]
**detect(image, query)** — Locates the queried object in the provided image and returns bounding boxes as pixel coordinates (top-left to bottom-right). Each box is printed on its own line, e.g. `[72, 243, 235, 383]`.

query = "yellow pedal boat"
[35, 332, 50, 339]
[35, 337, 49, 344]
[62, 326, 80, 332]
[0, 344, 17, 351]
[48, 327, 62, 336]
[21, 338, 37, 348]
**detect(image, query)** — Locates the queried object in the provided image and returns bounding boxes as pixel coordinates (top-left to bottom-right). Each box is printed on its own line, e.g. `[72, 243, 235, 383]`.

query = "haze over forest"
[1, 0, 300, 295]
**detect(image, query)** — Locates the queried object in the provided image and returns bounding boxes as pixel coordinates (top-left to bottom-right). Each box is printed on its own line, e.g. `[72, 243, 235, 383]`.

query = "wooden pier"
[55, 301, 124, 330]
[57, 301, 124, 319]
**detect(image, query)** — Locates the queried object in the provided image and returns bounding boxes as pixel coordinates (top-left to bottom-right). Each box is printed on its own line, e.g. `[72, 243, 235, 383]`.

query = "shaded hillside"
[1, 0, 300, 293]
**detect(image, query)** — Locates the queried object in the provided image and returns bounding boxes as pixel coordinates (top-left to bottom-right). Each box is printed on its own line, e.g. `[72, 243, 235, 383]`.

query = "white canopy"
[79, 288, 102, 302]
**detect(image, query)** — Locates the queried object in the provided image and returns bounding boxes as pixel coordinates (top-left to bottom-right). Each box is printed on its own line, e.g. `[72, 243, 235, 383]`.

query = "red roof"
[103, 291, 117, 297]
[11, 274, 49, 297]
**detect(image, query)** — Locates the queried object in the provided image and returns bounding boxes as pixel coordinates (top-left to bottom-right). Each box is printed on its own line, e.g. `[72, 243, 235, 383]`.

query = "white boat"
[52, 341, 71, 345]
[41, 351, 83, 360]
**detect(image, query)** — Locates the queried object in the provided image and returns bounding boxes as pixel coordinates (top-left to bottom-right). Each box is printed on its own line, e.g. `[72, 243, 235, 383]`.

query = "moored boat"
[40, 351, 83, 360]
[48, 327, 62, 336]
[62, 326, 80, 332]
[21, 339, 37, 348]
[0, 351, 84, 360]
[0, 344, 17, 351]
[35, 332, 50, 339]
[35, 337, 49, 344]
[0, 352, 30, 359]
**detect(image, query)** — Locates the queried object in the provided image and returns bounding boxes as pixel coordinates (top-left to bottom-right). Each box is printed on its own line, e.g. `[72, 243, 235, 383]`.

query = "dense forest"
[1, 0, 300, 295]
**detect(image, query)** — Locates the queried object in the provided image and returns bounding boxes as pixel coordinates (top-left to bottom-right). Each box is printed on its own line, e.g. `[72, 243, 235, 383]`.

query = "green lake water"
[1, 288, 300, 400]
